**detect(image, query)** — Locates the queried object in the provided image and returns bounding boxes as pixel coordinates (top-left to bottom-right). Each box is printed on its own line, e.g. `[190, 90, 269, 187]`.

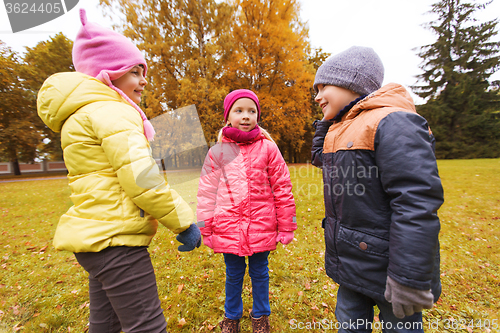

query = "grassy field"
[0, 160, 499, 332]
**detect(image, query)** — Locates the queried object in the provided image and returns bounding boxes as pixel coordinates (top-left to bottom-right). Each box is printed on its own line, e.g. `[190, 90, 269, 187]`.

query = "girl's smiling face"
[111, 65, 147, 104]
[227, 98, 258, 132]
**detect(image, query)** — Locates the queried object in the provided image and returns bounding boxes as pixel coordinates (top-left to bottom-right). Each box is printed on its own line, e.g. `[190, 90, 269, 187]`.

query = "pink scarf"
[222, 126, 261, 143]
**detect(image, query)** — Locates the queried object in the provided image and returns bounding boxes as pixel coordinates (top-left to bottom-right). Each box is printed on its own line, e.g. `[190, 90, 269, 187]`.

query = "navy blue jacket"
[311, 83, 443, 302]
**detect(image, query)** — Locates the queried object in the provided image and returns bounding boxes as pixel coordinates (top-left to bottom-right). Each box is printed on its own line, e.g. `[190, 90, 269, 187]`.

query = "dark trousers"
[335, 285, 424, 333]
[74, 246, 168, 333]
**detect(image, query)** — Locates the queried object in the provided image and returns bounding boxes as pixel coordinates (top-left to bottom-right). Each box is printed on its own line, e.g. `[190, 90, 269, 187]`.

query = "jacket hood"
[37, 72, 123, 132]
[344, 83, 416, 121]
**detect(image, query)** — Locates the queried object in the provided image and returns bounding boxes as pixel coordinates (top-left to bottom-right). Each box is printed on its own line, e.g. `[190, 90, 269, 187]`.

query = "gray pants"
[74, 246, 168, 333]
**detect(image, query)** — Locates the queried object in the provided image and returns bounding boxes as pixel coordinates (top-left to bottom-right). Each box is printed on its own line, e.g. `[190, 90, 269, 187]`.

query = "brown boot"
[219, 316, 240, 333]
[251, 312, 270, 333]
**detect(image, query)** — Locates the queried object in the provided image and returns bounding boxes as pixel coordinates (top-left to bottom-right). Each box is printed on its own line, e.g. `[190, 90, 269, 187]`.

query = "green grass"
[0, 160, 499, 332]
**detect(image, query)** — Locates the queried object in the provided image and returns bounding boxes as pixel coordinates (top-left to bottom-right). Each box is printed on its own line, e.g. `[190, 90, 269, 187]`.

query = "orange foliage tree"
[99, 0, 316, 162]
[223, 0, 314, 160]
[99, 0, 234, 146]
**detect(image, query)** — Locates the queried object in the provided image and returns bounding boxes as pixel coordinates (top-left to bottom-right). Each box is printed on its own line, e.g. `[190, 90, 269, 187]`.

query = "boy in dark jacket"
[311, 46, 443, 332]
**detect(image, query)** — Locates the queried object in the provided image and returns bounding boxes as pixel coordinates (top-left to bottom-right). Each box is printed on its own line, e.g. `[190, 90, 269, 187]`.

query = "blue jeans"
[335, 285, 424, 333]
[223, 251, 271, 320]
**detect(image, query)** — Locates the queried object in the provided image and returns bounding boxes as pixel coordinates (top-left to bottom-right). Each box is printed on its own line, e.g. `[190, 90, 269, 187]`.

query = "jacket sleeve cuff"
[199, 218, 213, 236]
[313, 119, 334, 132]
[278, 216, 298, 232]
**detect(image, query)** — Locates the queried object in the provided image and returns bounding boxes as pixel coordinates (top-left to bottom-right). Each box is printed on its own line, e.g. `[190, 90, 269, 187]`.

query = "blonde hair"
[217, 125, 275, 144]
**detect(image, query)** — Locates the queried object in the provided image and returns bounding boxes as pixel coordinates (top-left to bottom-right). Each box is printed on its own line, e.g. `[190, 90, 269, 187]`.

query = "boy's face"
[227, 98, 258, 132]
[112, 65, 147, 104]
[315, 84, 360, 120]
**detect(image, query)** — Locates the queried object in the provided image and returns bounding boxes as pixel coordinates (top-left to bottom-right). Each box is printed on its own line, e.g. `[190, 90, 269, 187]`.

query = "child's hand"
[276, 231, 294, 245]
[176, 224, 201, 252]
[203, 235, 213, 249]
[384, 276, 434, 318]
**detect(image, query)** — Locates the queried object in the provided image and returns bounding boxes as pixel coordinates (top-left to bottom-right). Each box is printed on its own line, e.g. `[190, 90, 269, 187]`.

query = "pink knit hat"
[72, 9, 155, 141]
[223, 89, 261, 122]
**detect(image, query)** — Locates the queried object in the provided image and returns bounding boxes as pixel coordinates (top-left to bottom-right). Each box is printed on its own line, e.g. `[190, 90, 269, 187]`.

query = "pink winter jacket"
[197, 134, 297, 256]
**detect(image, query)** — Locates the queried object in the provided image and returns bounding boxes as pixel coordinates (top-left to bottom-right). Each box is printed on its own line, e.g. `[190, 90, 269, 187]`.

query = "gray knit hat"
[313, 46, 384, 95]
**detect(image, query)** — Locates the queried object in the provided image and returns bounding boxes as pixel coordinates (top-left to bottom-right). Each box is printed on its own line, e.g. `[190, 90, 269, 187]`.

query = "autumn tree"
[223, 0, 314, 161]
[413, 0, 500, 158]
[295, 47, 330, 162]
[99, 0, 234, 146]
[0, 42, 40, 175]
[22, 33, 75, 161]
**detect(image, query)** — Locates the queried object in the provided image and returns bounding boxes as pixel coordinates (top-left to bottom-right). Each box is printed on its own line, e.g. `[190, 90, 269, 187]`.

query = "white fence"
[0, 160, 164, 175]
[0, 161, 68, 175]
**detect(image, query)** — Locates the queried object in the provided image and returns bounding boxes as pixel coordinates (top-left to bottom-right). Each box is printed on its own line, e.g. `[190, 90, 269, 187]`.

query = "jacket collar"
[341, 83, 417, 122]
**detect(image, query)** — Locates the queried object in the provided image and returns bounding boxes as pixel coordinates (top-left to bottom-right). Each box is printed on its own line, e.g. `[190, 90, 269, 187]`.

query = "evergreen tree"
[413, 0, 500, 159]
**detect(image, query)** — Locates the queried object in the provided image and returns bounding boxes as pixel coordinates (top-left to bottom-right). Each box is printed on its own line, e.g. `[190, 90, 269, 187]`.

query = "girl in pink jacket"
[197, 89, 296, 333]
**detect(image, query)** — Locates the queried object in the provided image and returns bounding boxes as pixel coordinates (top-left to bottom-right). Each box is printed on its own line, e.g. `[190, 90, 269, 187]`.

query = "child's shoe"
[250, 312, 270, 333]
[219, 316, 240, 333]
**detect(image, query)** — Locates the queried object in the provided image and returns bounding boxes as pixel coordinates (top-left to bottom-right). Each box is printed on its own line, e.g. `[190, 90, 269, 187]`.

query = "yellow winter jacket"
[37, 72, 194, 252]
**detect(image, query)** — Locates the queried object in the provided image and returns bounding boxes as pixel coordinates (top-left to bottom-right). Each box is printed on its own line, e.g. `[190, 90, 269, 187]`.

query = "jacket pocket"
[337, 226, 389, 258]
[336, 226, 389, 297]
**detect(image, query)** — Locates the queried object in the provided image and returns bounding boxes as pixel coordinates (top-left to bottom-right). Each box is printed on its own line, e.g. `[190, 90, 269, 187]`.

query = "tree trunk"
[12, 159, 21, 176]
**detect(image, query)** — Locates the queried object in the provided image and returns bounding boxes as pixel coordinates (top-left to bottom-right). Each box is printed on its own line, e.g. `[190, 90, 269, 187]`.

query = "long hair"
[217, 125, 275, 144]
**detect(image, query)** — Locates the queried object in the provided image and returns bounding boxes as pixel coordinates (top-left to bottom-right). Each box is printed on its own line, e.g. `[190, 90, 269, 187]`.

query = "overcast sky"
[1, 0, 499, 104]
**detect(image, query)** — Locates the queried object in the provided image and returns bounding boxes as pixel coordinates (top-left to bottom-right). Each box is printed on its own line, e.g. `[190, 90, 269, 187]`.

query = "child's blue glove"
[176, 224, 201, 252]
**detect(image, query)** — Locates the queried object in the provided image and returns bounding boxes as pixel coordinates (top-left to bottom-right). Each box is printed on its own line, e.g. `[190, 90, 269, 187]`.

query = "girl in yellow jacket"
[37, 9, 200, 333]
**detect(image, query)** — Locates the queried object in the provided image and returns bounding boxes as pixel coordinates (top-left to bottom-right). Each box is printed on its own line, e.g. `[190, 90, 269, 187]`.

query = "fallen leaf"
[178, 318, 186, 327]
[322, 302, 328, 308]
[13, 323, 24, 332]
[177, 284, 184, 294]
[305, 282, 311, 290]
